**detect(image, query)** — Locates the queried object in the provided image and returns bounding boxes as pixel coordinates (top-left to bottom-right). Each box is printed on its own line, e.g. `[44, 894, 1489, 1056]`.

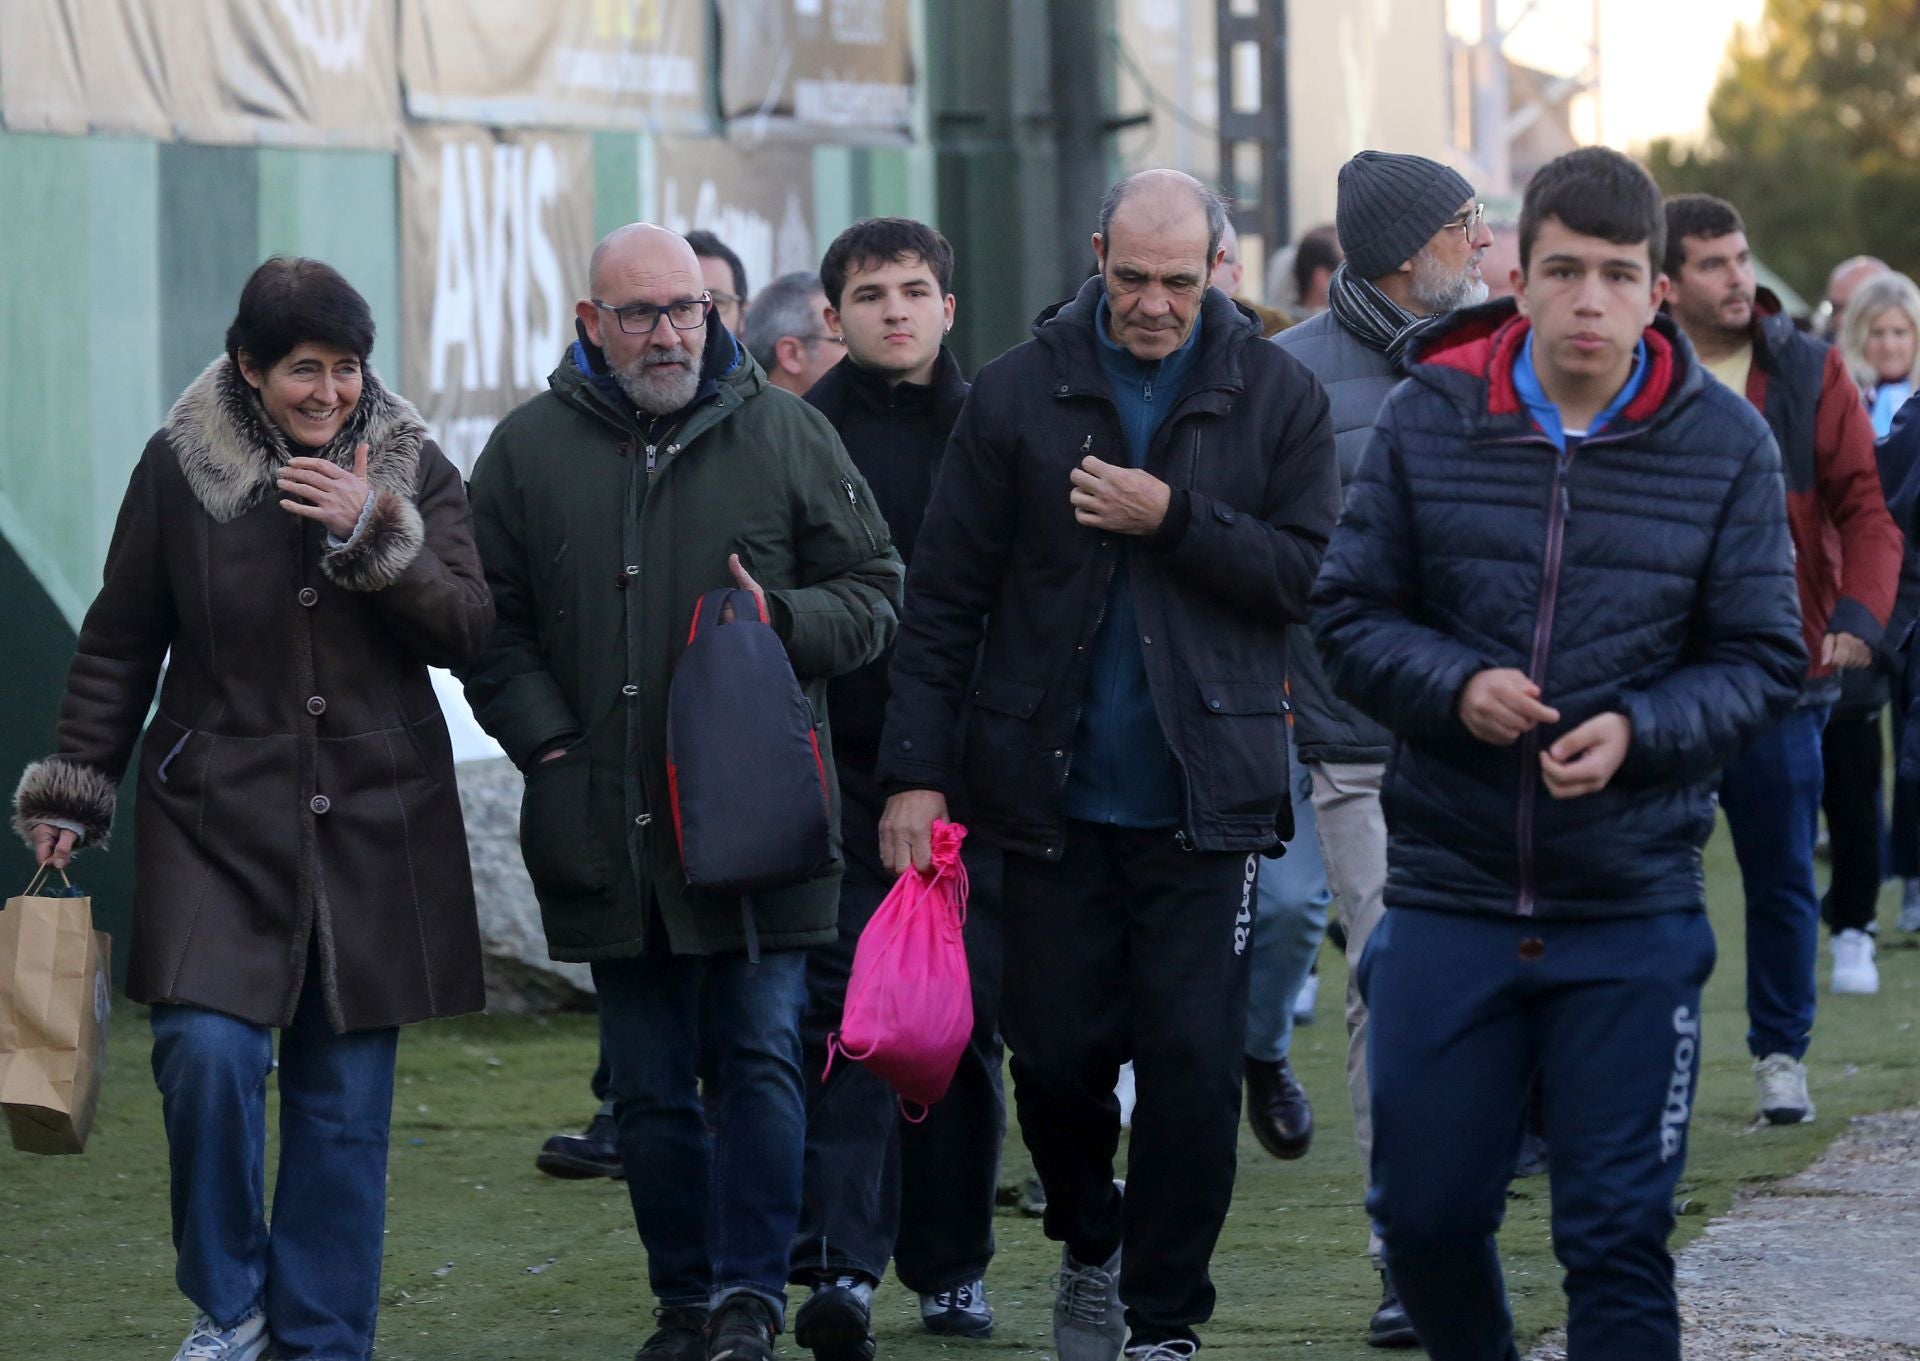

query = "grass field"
[5, 824, 1918, 1360]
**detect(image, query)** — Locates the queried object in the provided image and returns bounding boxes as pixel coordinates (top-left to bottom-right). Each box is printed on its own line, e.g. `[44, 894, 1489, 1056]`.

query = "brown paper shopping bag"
[0, 866, 113, 1154]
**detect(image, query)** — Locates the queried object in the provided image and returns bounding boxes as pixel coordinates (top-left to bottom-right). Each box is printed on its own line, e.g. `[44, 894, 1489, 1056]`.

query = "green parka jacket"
[462, 330, 903, 960]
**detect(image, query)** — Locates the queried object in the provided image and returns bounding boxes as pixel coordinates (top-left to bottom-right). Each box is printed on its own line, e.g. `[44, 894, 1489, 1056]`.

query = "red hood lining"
[1420, 314, 1678, 426]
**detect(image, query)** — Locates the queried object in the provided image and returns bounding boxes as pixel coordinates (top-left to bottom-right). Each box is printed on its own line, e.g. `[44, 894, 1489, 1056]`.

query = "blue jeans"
[1246, 732, 1331, 1064]
[1361, 907, 1716, 1361]
[593, 946, 810, 1325]
[150, 981, 398, 1361]
[1721, 706, 1827, 1059]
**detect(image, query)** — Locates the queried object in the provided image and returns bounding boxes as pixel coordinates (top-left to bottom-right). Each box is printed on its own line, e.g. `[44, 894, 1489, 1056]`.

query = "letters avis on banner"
[401, 126, 595, 475]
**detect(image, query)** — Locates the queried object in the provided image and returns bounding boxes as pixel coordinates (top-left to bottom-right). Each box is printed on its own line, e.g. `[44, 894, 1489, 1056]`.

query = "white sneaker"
[1126, 1343, 1198, 1360]
[1900, 878, 1920, 933]
[173, 1308, 269, 1361]
[1292, 970, 1320, 1024]
[1754, 1053, 1815, 1125]
[1052, 1243, 1126, 1361]
[1115, 1061, 1137, 1129]
[1831, 928, 1880, 995]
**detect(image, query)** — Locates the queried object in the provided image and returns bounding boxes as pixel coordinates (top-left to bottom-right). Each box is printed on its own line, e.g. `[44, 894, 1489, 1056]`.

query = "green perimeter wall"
[0, 126, 928, 969]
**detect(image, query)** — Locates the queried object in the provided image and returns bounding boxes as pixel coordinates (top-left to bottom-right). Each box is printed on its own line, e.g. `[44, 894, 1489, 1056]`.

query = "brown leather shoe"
[1245, 1056, 1313, 1160]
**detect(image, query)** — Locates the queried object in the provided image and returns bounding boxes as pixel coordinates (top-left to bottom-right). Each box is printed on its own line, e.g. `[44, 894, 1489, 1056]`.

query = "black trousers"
[1001, 820, 1255, 1348]
[1821, 709, 1885, 934]
[790, 770, 1007, 1293]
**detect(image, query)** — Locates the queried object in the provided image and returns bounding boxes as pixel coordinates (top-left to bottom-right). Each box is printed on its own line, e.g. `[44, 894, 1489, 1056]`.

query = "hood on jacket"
[1405, 297, 1693, 432]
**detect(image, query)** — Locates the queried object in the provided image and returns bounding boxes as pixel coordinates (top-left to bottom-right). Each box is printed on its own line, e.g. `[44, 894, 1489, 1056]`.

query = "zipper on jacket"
[1053, 429, 1119, 846]
[1515, 445, 1575, 916]
[839, 477, 883, 553]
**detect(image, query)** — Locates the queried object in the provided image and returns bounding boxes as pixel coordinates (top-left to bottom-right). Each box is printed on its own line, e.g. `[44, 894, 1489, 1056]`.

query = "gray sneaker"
[1125, 1344, 1198, 1361]
[1901, 878, 1920, 933]
[1052, 1244, 1126, 1361]
[1754, 1053, 1815, 1125]
[173, 1308, 269, 1361]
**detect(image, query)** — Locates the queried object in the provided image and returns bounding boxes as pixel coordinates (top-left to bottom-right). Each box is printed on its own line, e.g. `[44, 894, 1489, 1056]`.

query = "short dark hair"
[1293, 225, 1343, 301]
[685, 229, 748, 301]
[224, 257, 375, 374]
[1661, 194, 1747, 279]
[1097, 171, 1229, 270]
[819, 217, 955, 308]
[1517, 147, 1666, 275]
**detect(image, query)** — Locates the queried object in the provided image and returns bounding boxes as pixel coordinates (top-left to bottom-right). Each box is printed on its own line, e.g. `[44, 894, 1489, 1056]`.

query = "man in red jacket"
[1663, 194, 1902, 1126]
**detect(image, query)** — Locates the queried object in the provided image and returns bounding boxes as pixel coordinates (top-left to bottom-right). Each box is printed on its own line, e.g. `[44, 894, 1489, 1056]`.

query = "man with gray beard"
[1272, 148, 1491, 1350]
[463, 224, 903, 1361]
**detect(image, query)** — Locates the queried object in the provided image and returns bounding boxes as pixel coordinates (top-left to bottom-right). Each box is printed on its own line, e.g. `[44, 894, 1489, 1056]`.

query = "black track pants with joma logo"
[999, 820, 1258, 1346]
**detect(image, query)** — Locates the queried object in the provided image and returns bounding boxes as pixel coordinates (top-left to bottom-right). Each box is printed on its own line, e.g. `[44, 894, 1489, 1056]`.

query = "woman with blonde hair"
[1839, 269, 1920, 437]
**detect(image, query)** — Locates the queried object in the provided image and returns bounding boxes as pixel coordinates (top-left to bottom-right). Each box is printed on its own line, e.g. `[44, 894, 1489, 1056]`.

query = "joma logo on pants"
[1234, 855, 1256, 956]
[1660, 1005, 1701, 1162]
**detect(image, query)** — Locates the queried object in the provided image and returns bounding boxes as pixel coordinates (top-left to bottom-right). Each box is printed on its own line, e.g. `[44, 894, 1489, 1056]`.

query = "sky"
[1446, 0, 1771, 150]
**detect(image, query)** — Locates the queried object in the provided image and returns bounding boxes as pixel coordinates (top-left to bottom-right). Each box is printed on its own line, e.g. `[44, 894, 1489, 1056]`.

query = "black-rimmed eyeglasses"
[593, 295, 713, 335]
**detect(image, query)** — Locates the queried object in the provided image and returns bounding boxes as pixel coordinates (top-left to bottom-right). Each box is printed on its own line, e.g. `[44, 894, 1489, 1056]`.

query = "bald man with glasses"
[463, 223, 902, 1361]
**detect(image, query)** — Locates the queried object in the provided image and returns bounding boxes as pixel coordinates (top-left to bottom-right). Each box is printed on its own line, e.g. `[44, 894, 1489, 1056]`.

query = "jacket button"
[621, 684, 639, 697]
[1143, 635, 1152, 645]
[306, 696, 327, 716]
[1057, 384, 1069, 395]
[1053, 749, 1064, 759]
[900, 739, 914, 751]
[297, 587, 319, 607]
[309, 794, 331, 815]
[624, 564, 640, 576]
[1519, 937, 1545, 962]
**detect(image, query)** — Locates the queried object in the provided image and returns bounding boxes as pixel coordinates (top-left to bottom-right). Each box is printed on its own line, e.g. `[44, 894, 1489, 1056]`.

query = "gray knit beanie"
[1336, 151, 1476, 282]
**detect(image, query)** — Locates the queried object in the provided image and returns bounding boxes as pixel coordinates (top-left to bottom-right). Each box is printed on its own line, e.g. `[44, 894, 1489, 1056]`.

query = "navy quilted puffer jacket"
[1310, 302, 1806, 919]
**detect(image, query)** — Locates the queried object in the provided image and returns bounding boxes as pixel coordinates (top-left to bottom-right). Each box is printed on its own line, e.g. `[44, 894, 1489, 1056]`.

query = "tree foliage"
[1646, 0, 1920, 301]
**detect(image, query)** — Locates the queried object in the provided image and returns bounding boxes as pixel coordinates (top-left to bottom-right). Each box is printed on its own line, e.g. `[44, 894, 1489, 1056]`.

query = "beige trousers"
[1309, 760, 1389, 1263]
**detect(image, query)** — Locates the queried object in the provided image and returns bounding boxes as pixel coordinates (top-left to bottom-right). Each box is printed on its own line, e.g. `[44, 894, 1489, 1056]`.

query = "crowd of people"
[16, 137, 1920, 1361]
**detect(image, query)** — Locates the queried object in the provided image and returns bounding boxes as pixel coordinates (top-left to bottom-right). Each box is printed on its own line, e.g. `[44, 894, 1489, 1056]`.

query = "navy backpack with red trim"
[666, 589, 838, 904]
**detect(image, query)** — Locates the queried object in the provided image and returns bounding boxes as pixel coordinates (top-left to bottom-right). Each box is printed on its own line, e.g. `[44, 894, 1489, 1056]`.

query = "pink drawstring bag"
[826, 820, 973, 1119]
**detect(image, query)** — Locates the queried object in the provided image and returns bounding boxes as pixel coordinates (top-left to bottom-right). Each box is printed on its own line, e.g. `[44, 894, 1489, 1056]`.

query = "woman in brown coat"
[12, 258, 492, 1361]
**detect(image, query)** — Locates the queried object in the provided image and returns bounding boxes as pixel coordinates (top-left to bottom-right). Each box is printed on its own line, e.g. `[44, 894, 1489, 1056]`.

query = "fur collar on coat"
[168, 356, 429, 593]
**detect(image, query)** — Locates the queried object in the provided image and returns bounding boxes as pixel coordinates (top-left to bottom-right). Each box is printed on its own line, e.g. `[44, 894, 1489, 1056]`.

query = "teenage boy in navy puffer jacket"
[1310, 147, 1805, 1361]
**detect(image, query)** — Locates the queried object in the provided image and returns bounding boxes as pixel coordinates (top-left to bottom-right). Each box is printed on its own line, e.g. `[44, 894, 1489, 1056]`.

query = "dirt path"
[1528, 1109, 1920, 1359]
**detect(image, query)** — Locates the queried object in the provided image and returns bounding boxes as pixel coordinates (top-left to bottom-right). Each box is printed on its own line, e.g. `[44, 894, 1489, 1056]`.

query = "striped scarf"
[1326, 261, 1436, 366]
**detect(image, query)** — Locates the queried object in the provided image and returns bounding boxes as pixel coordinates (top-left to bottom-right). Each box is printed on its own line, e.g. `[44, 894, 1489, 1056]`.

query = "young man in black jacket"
[1311, 148, 1805, 1360]
[877, 170, 1341, 1361]
[787, 218, 1007, 1361]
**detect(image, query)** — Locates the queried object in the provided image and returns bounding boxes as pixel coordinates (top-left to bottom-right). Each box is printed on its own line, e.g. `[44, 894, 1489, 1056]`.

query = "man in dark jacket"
[876, 169, 1341, 1360]
[462, 224, 903, 1361]
[1272, 148, 1492, 1348]
[785, 217, 1007, 1360]
[1312, 148, 1804, 1361]
[1663, 195, 1902, 1125]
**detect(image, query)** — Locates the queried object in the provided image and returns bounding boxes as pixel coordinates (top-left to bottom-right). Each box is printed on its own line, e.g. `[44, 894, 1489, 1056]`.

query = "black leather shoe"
[635, 1306, 709, 1361]
[707, 1294, 780, 1361]
[1367, 1271, 1419, 1348]
[535, 1111, 625, 1180]
[1246, 1056, 1313, 1160]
